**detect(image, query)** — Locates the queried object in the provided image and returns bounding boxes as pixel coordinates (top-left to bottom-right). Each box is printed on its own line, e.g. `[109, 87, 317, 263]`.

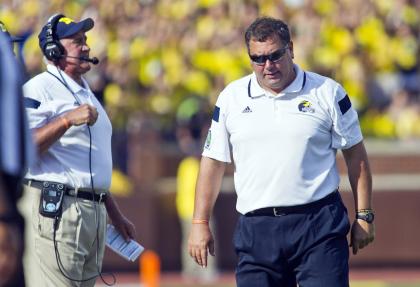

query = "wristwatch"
[356, 210, 375, 223]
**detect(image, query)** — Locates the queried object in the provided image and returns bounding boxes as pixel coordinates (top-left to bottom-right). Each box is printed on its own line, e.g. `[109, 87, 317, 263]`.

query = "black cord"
[50, 129, 116, 286]
[48, 67, 116, 285]
[88, 126, 116, 286]
[53, 216, 98, 283]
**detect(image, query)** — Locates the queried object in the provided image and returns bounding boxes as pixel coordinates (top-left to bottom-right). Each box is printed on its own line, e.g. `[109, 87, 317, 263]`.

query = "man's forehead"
[250, 34, 281, 44]
[249, 37, 281, 50]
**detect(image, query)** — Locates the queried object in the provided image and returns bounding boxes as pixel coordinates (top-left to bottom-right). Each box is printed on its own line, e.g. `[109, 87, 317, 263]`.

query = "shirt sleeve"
[330, 83, 363, 150]
[23, 77, 54, 129]
[202, 90, 231, 162]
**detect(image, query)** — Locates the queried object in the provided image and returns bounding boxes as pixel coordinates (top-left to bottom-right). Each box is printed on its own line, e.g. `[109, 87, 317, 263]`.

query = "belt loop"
[74, 187, 81, 213]
[273, 208, 286, 217]
[99, 193, 106, 203]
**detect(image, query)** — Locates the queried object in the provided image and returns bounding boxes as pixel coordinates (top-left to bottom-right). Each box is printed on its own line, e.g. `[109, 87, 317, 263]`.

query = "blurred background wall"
[1, 0, 419, 272]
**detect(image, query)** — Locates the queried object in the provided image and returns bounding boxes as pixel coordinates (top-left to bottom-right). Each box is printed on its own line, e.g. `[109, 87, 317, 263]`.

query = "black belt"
[245, 190, 340, 217]
[22, 179, 108, 203]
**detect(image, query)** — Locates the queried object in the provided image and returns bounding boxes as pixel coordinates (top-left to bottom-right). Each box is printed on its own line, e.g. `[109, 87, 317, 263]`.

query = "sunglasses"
[249, 44, 289, 65]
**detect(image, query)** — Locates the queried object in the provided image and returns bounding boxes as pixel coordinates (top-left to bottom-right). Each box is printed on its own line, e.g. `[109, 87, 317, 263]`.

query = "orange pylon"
[140, 250, 160, 287]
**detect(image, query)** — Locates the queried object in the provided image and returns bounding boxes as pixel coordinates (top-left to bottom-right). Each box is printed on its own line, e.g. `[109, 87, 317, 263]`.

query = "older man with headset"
[20, 14, 135, 287]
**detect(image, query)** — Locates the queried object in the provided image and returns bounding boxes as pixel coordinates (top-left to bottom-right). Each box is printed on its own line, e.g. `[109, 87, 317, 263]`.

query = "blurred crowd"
[1, 0, 419, 139]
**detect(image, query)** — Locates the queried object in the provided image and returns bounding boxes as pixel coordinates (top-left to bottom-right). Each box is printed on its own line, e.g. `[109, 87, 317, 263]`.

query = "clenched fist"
[64, 104, 98, 126]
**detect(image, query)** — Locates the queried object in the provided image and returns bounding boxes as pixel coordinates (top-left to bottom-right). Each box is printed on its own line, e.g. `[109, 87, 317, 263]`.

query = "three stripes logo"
[242, 106, 252, 113]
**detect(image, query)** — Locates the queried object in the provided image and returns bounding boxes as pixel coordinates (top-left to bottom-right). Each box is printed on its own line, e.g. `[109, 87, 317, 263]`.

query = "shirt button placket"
[274, 98, 281, 123]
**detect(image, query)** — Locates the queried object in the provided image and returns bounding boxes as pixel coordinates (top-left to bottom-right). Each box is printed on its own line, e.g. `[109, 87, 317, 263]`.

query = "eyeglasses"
[249, 44, 289, 65]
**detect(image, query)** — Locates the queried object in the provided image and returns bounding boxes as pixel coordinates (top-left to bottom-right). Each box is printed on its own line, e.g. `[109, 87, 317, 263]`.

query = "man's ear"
[289, 41, 294, 59]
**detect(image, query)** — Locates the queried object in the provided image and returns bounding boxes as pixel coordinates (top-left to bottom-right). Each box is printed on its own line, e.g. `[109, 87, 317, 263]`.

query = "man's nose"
[264, 59, 275, 68]
[82, 43, 90, 52]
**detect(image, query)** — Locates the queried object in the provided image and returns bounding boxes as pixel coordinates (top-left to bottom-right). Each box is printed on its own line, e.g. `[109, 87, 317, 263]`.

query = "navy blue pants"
[233, 192, 350, 287]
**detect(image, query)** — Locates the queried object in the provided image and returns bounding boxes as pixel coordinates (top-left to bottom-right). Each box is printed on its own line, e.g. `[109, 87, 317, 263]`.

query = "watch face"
[357, 212, 374, 223]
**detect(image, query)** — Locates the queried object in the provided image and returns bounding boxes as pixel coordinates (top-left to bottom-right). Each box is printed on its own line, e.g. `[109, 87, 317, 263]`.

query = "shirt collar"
[248, 64, 306, 98]
[248, 73, 266, 99]
[46, 64, 89, 94]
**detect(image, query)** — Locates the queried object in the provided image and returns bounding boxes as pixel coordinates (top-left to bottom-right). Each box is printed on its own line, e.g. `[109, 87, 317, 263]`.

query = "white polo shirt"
[23, 64, 112, 190]
[203, 65, 363, 214]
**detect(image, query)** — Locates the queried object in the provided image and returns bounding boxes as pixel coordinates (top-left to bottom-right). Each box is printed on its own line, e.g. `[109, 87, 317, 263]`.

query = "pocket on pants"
[233, 216, 254, 254]
[36, 196, 81, 242]
[324, 199, 351, 236]
[30, 189, 55, 240]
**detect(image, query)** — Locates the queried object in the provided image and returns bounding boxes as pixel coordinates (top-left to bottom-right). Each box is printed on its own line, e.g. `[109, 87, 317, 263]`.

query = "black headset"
[42, 14, 65, 61]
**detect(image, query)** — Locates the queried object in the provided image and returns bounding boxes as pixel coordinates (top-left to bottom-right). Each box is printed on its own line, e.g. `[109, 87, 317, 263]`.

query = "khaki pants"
[19, 185, 107, 287]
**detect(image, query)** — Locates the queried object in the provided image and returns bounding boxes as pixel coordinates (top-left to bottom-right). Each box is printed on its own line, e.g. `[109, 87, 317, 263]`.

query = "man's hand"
[104, 194, 136, 241]
[111, 215, 136, 242]
[350, 220, 375, 255]
[64, 104, 98, 126]
[0, 222, 20, 286]
[188, 223, 215, 268]
[34, 103, 99, 154]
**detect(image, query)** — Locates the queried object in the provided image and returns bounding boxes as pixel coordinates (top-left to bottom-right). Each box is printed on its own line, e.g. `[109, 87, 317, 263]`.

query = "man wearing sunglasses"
[188, 17, 374, 287]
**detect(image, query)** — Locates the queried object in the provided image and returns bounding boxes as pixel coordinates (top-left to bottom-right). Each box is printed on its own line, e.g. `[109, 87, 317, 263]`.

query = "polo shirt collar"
[248, 64, 306, 98]
[248, 73, 266, 98]
[46, 64, 88, 94]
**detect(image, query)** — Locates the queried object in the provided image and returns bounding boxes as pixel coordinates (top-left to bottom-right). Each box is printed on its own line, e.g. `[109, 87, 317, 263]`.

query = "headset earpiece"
[43, 14, 65, 62]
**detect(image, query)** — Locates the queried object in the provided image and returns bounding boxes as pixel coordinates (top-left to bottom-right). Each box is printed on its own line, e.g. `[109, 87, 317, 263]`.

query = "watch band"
[357, 208, 373, 213]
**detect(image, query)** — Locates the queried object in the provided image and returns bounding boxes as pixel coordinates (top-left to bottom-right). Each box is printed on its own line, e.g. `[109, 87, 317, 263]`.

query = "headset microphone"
[79, 56, 99, 65]
[65, 55, 99, 65]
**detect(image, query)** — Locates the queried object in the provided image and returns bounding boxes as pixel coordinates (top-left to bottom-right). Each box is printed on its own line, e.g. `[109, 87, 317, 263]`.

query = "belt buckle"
[273, 208, 285, 217]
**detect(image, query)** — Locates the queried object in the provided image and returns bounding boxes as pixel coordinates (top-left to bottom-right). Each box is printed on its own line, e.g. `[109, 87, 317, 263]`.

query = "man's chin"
[80, 64, 91, 73]
[264, 81, 284, 93]
[265, 78, 281, 87]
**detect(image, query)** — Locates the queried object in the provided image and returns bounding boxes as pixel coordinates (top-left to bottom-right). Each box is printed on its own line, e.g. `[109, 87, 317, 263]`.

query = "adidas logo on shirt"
[242, 106, 252, 113]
